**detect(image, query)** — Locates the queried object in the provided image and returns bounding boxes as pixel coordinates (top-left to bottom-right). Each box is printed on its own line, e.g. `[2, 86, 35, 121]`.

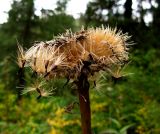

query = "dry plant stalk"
[17, 26, 131, 134]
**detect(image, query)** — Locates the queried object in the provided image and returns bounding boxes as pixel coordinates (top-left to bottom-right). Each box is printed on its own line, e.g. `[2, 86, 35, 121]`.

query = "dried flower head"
[17, 26, 131, 80]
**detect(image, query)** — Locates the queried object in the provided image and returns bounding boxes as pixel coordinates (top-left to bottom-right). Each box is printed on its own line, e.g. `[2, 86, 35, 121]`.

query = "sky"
[0, 0, 90, 24]
[0, 0, 153, 24]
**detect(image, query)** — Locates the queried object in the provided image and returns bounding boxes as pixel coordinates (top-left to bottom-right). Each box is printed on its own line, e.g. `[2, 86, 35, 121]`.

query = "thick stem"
[78, 85, 91, 134]
[77, 65, 92, 134]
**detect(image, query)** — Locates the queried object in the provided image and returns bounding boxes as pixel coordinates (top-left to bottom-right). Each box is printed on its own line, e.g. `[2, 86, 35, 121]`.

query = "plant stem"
[17, 67, 25, 101]
[77, 65, 92, 134]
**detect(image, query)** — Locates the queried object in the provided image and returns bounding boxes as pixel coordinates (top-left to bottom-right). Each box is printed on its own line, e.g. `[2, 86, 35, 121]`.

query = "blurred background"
[0, 0, 160, 133]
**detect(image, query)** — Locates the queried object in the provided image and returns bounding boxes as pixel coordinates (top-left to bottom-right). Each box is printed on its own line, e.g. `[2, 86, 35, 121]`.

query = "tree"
[2, 0, 36, 45]
[84, 0, 120, 26]
[124, 0, 132, 19]
[153, 0, 160, 27]
[55, 0, 69, 14]
[38, 9, 75, 40]
[0, 0, 37, 98]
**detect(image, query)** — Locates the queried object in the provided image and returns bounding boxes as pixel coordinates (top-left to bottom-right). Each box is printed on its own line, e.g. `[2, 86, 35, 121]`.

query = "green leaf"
[108, 117, 121, 128]
[100, 129, 119, 134]
[120, 124, 134, 134]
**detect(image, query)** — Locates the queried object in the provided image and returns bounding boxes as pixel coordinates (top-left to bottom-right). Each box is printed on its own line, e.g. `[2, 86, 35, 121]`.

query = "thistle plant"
[17, 26, 131, 134]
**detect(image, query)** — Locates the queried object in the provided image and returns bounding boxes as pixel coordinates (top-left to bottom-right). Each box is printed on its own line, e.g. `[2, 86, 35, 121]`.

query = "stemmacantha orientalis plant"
[17, 26, 131, 134]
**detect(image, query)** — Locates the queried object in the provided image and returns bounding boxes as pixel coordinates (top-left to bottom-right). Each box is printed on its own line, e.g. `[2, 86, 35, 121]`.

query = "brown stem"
[77, 65, 92, 134]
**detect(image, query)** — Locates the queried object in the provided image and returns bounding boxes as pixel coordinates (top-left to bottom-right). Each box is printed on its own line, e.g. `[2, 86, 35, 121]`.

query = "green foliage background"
[0, 0, 160, 134]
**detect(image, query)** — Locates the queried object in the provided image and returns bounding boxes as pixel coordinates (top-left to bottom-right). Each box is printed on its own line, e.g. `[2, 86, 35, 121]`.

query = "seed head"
[17, 26, 131, 80]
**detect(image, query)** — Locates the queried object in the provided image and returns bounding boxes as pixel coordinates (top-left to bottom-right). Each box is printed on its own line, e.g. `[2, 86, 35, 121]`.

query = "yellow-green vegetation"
[1, 49, 160, 134]
[0, 0, 160, 134]
[0, 84, 107, 134]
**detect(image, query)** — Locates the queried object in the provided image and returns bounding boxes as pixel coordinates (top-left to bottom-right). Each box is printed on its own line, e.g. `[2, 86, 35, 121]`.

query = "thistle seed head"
[17, 26, 131, 80]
